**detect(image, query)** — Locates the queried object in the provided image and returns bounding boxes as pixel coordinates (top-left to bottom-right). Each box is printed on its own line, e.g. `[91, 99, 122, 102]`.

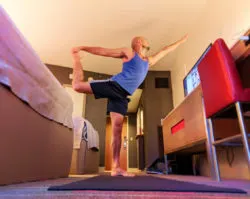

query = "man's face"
[131, 37, 150, 55]
[140, 38, 150, 55]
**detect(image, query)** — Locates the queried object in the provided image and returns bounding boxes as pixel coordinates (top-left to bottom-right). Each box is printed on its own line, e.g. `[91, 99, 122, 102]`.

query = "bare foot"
[71, 51, 80, 61]
[71, 47, 80, 54]
[111, 168, 135, 177]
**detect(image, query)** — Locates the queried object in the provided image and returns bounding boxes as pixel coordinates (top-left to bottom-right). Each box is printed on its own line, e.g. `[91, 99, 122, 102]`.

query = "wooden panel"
[0, 84, 73, 185]
[162, 85, 207, 154]
[236, 53, 250, 89]
[213, 119, 250, 140]
[231, 29, 250, 89]
[231, 29, 250, 61]
[70, 141, 99, 175]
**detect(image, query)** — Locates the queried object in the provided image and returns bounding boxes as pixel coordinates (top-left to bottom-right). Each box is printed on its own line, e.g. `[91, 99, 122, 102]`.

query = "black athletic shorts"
[90, 80, 130, 116]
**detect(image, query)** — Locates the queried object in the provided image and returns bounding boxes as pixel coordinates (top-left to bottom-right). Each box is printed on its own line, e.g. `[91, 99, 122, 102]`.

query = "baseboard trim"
[98, 167, 105, 173]
[99, 167, 140, 173]
[128, 168, 140, 173]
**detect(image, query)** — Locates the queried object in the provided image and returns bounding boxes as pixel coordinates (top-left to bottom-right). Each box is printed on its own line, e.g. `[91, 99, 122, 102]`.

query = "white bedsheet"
[0, 6, 73, 128]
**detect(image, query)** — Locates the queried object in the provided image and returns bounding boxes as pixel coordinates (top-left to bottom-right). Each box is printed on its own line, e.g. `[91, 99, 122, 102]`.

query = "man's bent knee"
[72, 82, 93, 94]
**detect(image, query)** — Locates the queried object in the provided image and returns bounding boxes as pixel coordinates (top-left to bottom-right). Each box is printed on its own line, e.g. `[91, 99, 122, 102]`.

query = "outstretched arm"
[72, 46, 130, 59]
[148, 34, 188, 67]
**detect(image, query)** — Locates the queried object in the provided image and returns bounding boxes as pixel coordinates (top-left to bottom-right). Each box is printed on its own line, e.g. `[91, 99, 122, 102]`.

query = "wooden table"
[161, 30, 250, 173]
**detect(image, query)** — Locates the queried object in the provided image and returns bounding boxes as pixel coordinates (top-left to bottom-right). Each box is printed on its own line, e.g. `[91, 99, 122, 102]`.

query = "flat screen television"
[183, 44, 212, 97]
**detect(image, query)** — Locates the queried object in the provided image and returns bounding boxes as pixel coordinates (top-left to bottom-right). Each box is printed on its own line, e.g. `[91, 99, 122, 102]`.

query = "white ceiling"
[1, 0, 207, 75]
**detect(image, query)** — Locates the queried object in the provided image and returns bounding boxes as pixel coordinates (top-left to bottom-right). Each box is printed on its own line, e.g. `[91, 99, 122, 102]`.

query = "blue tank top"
[111, 53, 149, 95]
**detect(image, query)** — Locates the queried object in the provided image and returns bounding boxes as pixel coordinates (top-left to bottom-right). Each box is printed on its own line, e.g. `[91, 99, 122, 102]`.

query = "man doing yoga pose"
[71, 35, 188, 176]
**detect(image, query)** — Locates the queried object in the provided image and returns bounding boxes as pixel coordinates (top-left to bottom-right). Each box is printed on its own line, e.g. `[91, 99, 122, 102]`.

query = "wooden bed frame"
[0, 84, 73, 185]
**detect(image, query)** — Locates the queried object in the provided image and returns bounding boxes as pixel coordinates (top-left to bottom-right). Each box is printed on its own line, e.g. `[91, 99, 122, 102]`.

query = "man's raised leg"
[110, 112, 135, 177]
[71, 51, 93, 94]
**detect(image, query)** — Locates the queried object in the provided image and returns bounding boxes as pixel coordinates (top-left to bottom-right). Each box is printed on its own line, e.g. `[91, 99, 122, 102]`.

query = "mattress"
[0, 6, 73, 128]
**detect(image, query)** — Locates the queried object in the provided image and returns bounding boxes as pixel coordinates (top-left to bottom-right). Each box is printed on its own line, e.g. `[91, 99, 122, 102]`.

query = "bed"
[0, 6, 74, 185]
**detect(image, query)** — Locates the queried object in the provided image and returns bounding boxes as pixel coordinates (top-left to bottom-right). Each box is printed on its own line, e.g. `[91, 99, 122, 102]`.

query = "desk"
[162, 85, 250, 155]
[162, 31, 250, 164]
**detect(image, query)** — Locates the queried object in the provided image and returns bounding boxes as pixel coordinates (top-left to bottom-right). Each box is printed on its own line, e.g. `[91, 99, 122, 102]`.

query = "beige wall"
[171, 0, 250, 107]
[170, 0, 250, 179]
[142, 71, 173, 167]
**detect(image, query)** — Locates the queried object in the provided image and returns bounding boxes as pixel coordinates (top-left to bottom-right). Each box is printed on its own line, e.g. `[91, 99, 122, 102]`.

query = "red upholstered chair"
[198, 39, 250, 181]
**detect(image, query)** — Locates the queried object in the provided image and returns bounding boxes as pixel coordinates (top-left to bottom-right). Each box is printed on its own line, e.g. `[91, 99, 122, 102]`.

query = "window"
[155, 77, 169, 88]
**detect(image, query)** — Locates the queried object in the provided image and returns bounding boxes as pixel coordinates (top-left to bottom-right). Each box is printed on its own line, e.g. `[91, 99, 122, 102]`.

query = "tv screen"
[183, 44, 212, 97]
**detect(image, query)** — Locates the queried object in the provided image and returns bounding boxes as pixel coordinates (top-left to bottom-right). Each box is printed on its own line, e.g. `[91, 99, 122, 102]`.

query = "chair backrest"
[198, 39, 243, 118]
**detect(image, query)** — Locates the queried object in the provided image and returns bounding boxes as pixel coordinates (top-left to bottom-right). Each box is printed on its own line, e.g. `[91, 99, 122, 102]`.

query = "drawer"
[162, 85, 207, 154]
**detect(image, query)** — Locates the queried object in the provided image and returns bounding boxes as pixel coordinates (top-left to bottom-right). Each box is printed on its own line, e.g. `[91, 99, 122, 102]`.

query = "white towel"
[72, 116, 85, 149]
[72, 117, 99, 150]
[83, 119, 99, 151]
